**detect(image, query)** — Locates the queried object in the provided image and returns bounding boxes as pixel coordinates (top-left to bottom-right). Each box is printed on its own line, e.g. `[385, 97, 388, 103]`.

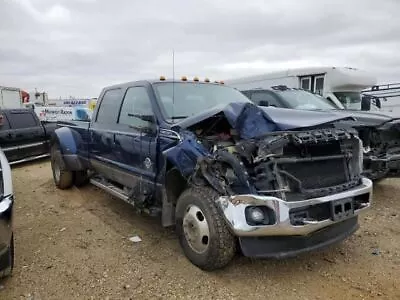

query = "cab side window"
[119, 87, 154, 128]
[96, 88, 123, 124]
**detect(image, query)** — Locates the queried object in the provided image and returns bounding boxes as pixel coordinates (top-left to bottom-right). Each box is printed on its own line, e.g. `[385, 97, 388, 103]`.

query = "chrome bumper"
[216, 177, 372, 237]
[0, 149, 13, 250]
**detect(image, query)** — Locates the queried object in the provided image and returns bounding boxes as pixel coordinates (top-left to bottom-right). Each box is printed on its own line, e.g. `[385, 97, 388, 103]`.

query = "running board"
[90, 178, 131, 203]
[9, 153, 50, 166]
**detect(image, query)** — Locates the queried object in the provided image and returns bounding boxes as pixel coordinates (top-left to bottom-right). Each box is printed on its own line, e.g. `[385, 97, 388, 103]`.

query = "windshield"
[153, 82, 251, 121]
[278, 90, 338, 110]
[333, 92, 362, 109]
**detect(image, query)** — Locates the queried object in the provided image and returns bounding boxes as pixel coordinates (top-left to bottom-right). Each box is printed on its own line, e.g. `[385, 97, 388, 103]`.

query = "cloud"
[0, 0, 399, 97]
[12, 0, 71, 24]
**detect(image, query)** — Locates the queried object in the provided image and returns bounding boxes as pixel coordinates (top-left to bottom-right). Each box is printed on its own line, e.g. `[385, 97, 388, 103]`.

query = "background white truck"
[225, 67, 377, 110]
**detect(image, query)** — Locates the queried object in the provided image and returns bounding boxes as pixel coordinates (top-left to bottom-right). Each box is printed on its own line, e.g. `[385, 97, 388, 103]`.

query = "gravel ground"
[0, 160, 400, 300]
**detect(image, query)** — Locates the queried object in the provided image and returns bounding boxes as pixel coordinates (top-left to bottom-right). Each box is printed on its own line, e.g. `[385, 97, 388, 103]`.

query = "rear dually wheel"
[51, 144, 73, 189]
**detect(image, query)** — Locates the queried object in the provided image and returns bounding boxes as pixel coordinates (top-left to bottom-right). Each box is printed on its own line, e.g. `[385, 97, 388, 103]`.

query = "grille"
[281, 158, 348, 189]
[252, 129, 360, 200]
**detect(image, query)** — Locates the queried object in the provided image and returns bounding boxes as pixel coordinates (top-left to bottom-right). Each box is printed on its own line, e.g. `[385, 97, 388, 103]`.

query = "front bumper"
[0, 149, 14, 268]
[216, 177, 372, 237]
[239, 216, 359, 258]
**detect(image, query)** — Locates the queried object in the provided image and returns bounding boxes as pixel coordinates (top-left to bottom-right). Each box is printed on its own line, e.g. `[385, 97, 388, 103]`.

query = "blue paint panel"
[54, 127, 78, 154]
[163, 131, 209, 177]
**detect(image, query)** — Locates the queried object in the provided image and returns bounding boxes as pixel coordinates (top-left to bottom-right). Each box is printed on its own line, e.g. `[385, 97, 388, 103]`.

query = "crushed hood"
[173, 102, 355, 139]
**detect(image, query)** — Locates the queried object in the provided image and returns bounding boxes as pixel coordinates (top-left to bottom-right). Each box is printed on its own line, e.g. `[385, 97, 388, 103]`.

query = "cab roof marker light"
[193, 77, 199, 82]
[160, 76, 166, 81]
[181, 76, 187, 81]
[220, 80, 225, 85]
[204, 78, 210, 82]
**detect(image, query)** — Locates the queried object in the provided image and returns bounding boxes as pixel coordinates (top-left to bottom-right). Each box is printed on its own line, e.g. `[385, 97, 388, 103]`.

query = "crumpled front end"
[164, 103, 372, 257]
[195, 128, 371, 227]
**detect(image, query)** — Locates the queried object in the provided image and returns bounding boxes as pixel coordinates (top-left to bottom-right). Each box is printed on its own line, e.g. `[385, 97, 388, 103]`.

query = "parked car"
[0, 149, 14, 278]
[224, 67, 378, 111]
[240, 86, 400, 180]
[50, 78, 372, 270]
[0, 108, 56, 165]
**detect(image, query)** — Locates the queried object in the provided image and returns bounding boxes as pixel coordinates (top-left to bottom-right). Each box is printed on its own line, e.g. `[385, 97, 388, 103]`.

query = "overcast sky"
[1, 0, 399, 98]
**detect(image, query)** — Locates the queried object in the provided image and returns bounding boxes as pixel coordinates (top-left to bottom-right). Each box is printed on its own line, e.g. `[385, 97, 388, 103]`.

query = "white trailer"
[0, 86, 22, 109]
[225, 67, 377, 110]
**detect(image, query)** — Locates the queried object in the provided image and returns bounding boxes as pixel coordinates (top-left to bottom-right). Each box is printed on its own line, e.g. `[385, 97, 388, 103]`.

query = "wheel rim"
[182, 205, 210, 254]
[53, 158, 61, 183]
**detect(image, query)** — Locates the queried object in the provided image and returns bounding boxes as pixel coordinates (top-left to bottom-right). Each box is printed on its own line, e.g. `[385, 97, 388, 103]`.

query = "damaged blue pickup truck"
[50, 78, 372, 270]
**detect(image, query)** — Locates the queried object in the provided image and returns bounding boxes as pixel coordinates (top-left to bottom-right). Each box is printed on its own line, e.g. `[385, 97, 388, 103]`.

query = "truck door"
[113, 86, 158, 197]
[0, 110, 47, 162]
[89, 88, 124, 179]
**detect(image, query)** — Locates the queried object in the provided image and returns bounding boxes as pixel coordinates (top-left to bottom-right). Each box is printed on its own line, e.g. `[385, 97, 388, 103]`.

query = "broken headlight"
[245, 206, 276, 226]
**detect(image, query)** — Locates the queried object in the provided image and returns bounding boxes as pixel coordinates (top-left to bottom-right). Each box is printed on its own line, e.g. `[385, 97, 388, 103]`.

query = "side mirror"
[128, 113, 155, 123]
[127, 113, 157, 134]
[258, 100, 269, 107]
[361, 96, 371, 111]
[375, 98, 382, 109]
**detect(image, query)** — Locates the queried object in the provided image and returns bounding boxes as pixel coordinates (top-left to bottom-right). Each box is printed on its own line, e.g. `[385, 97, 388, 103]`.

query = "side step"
[90, 177, 162, 218]
[90, 178, 131, 204]
[9, 153, 50, 166]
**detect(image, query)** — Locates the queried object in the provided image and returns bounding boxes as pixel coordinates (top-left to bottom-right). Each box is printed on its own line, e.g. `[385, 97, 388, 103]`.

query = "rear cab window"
[7, 111, 38, 129]
[250, 91, 282, 107]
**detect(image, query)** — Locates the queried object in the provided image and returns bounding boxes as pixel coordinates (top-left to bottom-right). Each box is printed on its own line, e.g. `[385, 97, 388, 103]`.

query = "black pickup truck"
[50, 78, 372, 270]
[240, 86, 400, 180]
[0, 108, 56, 164]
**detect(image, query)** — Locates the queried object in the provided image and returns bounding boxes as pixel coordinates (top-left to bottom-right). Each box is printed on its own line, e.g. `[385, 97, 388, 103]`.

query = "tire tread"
[177, 186, 236, 270]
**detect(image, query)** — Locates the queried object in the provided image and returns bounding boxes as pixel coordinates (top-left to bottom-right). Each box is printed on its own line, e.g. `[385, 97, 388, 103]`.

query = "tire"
[373, 178, 385, 184]
[0, 235, 14, 278]
[51, 144, 73, 189]
[74, 170, 89, 187]
[175, 186, 236, 270]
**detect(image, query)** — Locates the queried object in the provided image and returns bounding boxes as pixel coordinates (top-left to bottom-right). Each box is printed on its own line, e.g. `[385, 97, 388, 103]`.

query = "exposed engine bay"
[357, 121, 400, 179]
[186, 112, 363, 202]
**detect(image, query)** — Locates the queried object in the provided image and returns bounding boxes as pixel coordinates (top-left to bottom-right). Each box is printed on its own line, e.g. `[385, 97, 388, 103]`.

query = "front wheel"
[175, 186, 236, 270]
[51, 144, 73, 189]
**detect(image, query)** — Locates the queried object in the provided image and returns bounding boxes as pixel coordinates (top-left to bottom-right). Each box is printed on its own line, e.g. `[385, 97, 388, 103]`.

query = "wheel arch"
[51, 127, 84, 171]
[160, 160, 188, 227]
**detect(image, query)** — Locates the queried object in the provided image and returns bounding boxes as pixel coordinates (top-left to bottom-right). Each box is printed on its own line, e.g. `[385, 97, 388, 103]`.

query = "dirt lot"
[0, 160, 399, 300]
